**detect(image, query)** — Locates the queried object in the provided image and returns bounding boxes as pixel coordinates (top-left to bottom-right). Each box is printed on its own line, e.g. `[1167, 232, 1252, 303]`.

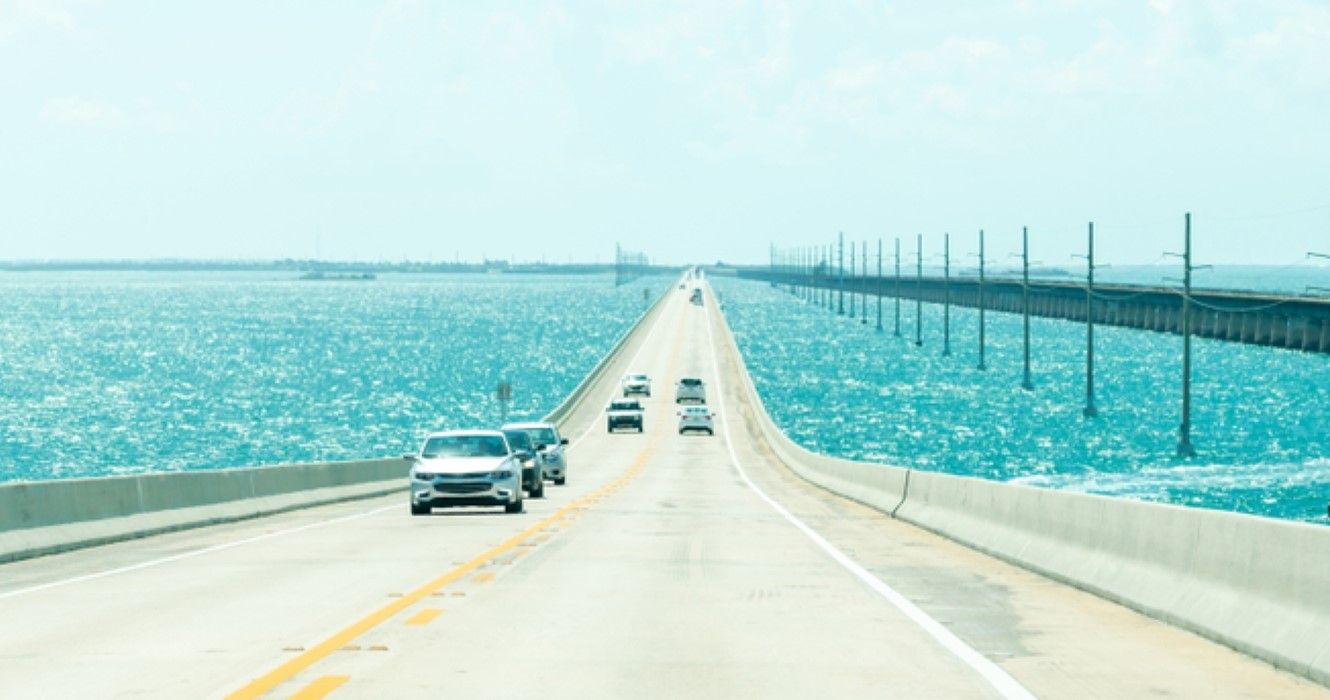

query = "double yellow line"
[227, 296, 687, 699]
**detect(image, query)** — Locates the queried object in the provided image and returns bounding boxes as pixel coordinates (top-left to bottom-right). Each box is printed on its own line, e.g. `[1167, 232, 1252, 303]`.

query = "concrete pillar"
[1225, 312, 1237, 341]
[1301, 318, 1314, 351]
[1270, 316, 1287, 348]
[1320, 319, 1330, 353]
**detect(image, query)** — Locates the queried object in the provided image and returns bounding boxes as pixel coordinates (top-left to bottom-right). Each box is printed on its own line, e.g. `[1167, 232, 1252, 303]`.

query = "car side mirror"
[403, 453, 418, 461]
[560, 438, 569, 445]
[536, 444, 547, 452]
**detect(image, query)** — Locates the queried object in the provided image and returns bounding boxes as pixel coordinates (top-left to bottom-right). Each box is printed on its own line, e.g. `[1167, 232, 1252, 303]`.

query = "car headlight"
[491, 470, 514, 479]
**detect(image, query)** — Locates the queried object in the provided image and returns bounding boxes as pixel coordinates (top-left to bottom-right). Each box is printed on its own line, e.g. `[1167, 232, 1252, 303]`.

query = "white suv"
[675, 377, 706, 404]
[677, 406, 715, 435]
[621, 373, 651, 397]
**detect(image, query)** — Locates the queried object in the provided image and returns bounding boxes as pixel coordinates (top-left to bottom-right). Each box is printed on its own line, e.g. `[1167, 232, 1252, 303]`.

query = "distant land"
[0, 259, 689, 275]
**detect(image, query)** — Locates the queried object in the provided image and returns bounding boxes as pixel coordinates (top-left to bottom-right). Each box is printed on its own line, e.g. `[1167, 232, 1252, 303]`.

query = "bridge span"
[0, 282, 1325, 698]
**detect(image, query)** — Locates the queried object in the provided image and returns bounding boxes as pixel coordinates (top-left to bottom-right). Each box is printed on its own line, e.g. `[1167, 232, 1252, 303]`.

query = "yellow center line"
[404, 608, 442, 626]
[471, 572, 496, 584]
[225, 299, 688, 700]
[288, 675, 349, 700]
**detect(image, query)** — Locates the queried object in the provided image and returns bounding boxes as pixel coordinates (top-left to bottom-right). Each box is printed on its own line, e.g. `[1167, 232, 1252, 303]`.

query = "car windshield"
[502, 430, 532, 451]
[628, 374, 648, 381]
[527, 427, 558, 446]
[421, 435, 508, 458]
[610, 401, 639, 411]
[680, 378, 702, 386]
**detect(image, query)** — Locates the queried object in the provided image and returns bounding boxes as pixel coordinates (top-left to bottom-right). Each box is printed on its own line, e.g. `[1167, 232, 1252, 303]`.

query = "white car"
[621, 372, 651, 397]
[677, 406, 715, 435]
[406, 430, 524, 515]
[504, 421, 569, 486]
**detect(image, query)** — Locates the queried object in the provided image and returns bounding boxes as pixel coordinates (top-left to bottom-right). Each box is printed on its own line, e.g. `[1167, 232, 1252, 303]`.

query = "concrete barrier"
[712, 289, 1330, 688]
[0, 279, 673, 565]
[0, 459, 408, 564]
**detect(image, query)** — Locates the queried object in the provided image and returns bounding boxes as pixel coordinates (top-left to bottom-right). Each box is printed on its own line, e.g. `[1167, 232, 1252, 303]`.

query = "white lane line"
[701, 293, 1037, 700]
[0, 504, 399, 601]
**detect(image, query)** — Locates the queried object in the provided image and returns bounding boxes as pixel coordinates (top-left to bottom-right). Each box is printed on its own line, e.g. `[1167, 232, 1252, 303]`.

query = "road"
[0, 281, 1322, 698]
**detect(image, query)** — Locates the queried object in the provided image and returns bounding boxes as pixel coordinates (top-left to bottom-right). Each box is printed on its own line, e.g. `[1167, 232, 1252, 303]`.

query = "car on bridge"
[675, 376, 706, 404]
[621, 372, 651, 397]
[501, 427, 544, 498]
[504, 420, 569, 486]
[406, 430, 524, 515]
[606, 398, 645, 433]
[689, 288, 703, 305]
[677, 406, 715, 435]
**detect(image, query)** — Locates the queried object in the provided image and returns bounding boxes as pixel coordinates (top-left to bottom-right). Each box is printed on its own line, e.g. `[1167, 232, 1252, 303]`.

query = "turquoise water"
[712, 275, 1330, 524]
[0, 272, 664, 482]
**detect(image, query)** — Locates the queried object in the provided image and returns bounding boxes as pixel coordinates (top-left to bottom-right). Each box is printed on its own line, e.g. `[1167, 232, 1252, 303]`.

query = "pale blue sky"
[1, 1, 1328, 266]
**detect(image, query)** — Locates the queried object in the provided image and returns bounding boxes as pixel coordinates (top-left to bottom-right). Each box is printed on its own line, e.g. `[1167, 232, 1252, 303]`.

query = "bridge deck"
[0, 284, 1320, 698]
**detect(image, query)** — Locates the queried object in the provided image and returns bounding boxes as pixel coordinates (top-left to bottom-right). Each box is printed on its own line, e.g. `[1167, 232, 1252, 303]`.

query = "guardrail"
[711, 284, 1330, 688]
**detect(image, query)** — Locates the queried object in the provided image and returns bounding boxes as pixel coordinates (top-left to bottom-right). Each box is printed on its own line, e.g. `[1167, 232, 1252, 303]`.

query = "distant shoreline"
[0, 260, 684, 275]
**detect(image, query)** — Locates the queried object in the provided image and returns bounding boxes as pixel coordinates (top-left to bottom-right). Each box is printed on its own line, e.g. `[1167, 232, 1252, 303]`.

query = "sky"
[1, 0, 1328, 267]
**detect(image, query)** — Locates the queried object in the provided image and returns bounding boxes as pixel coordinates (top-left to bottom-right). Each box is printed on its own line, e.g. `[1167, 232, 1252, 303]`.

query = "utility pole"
[915, 234, 923, 347]
[849, 241, 857, 318]
[943, 233, 951, 357]
[1169, 213, 1200, 457]
[876, 238, 883, 331]
[894, 237, 902, 337]
[838, 232, 845, 315]
[861, 240, 869, 324]
[1080, 223, 1098, 417]
[1021, 226, 1033, 390]
[977, 229, 986, 370]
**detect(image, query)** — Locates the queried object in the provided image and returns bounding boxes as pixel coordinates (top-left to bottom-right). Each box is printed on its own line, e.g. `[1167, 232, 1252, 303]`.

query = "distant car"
[406, 430, 523, 515]
[606, 398, 645, 433]
[675, 376, 706, 404]
[689, 288, 703, 305]
[504, 421, 569, 486]
[621, 372, 651, 397]
[501, 427, 544, 498]
[677, 406, 715, 435]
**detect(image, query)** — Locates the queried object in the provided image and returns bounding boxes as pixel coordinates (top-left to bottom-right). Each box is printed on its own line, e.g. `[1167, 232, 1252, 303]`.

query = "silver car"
[503, 421, 569, 486]
[675, 377, 706, 404]
[406, 430, 524, 515]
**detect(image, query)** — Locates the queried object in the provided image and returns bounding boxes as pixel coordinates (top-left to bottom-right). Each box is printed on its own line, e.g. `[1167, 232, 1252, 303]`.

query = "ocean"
[711, 270, 1330, 524]
[0, 272, 664, 481]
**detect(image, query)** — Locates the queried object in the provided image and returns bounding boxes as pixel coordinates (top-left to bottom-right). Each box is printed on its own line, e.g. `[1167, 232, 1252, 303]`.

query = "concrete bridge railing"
[713, 292, 1330, 688]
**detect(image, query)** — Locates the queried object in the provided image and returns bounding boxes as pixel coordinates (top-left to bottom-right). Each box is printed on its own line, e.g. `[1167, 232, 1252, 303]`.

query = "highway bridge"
[742, 267, 1330, 354]
[1, 282, 1326, 698]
